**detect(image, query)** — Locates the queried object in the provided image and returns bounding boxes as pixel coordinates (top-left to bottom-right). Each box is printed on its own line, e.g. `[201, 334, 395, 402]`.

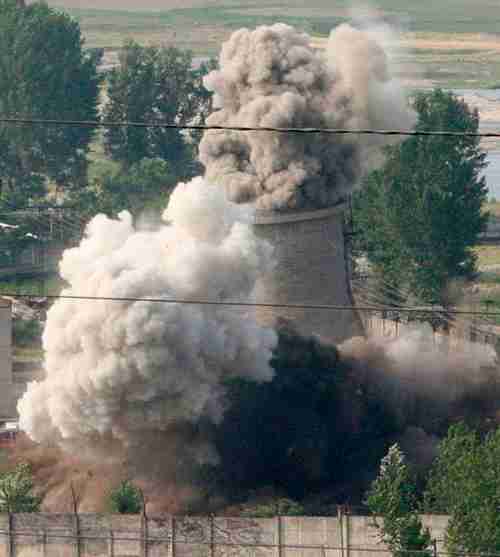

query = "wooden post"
[42, 527, 47, 557]
[141, 512, 148, 557]
[210, 514, 215, 557]
[277, 509, 283, 557]
[337, 506, 344, 557]
[171, 516, 176, 557]
[108, 530, 114, 557]
[139, 487, 148, 557]
[344, 507, 350, 557]
[7, 513, 14, 557]
[70, 483, 81, 557]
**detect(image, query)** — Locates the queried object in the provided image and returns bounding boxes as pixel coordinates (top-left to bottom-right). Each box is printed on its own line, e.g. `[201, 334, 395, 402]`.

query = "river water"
[446, 89, 500, 198]
[411, 88, 500, 197]
[484, 152, 500, 199]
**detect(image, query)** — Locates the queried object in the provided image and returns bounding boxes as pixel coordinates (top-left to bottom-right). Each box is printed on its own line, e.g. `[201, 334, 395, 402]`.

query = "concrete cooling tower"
[253, 204, 363, 343]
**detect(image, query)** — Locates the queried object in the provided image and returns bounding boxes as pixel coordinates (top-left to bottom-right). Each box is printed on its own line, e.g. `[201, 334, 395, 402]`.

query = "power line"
[0, 116, 498, 138]
[3, 291, 500, 318]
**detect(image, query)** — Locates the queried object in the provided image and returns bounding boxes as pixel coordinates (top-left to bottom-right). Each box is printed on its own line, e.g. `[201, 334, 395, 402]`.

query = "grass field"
[38, 0, 500, 89]
[45, 0, 500, 35]
[475, 245, 500, 269]
[485, 201, 500, 217]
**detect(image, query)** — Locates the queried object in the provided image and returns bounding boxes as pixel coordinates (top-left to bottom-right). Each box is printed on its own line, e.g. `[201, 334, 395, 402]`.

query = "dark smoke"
[208, 322, 500, 509]
[11, 321, 500, 512]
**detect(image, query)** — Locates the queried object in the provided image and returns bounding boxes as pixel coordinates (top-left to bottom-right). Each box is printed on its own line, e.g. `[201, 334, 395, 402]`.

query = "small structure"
[0, 420, 18, 447]
[0, 299, 29, 418]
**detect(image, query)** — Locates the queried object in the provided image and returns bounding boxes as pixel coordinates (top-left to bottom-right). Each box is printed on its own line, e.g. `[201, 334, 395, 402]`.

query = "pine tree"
[367, 444, 432, 557]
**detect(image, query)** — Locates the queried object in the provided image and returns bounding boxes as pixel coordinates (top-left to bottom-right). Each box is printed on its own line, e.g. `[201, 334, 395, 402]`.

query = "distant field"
[31, 1, 500, 87]
[45, 0, 500, 33]
[475, 245, 500, 269]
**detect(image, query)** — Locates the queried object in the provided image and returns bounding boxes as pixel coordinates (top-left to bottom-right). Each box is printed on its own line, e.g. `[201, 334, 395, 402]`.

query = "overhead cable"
[0, 117, 497, 138]
[2, 292, 500, 318]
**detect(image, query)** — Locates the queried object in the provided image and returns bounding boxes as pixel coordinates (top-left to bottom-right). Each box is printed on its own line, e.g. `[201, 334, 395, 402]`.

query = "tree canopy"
[103, 40, 214, 177]
[367, 445, 432, 557]
[0, 0, 102, 206]
[81, 157, 175, 218]
[424, 424, 500, 554]
[107, 480, 143, 514]
[354, 89, 488, 304]
[0, 462, 42, 513]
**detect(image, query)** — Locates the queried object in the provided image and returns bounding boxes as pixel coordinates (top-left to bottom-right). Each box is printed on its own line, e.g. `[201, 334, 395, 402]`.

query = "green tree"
[108, 480, 143, 514]
[0, 0, 102, 205]
[367, 444, 432, 557]
[80, 157, 175, 217]
[354, 89, 488, 304]
[0, 463, 42, 513]
[424, 424, 500, 554]
[103, 41, 213, 177]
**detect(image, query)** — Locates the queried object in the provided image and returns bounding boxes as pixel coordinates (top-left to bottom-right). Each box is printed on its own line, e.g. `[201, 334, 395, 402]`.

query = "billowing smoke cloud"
[341, 323, 499, 428]
[200, 23, 414, 211]
[340, 324, 500, 470]
[14, 21, 499, 513]
[208, 321, 500, 508]
[17, 177, 277, 488]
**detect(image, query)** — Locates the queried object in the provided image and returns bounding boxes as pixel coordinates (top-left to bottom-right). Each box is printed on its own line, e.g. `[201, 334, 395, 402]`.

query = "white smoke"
[200, 23, 414, 211]
[18, 177, 277, 467]
[340, 322, 499, 432]
[380, 323, 498, 398]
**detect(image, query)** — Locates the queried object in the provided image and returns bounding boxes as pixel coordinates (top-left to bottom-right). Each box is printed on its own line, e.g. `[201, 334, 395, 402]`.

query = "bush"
[424, 424, 500, 554]
[108, 480, 143, 514]
[0, 462, 42, 513]
[367, 445, 432, 557]
[12, 318, 42, 348]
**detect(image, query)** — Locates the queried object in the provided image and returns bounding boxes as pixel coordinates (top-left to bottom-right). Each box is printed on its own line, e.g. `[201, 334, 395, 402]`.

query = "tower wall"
[253, 205, 363, 343]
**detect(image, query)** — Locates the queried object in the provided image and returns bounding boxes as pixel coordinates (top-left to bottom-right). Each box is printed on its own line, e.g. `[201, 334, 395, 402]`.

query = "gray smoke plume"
[17, 177, 277, 481]
[200, 23, 414, 211]
[340, 323, 500, 435]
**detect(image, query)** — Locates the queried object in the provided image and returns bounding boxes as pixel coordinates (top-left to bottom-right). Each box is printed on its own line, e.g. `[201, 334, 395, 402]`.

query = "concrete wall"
[0, 513, 450, 557]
